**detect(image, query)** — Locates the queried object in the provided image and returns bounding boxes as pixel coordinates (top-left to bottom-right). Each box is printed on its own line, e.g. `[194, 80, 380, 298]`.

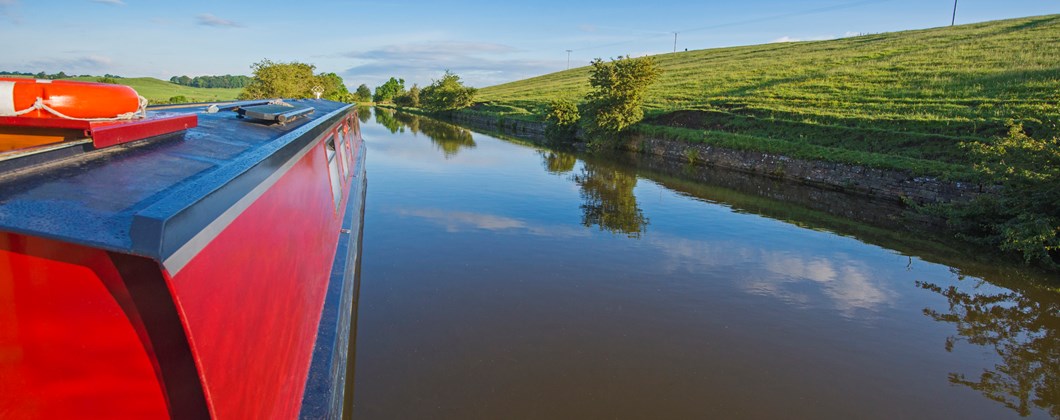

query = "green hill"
[476, 15, 1060, 176]
[66, 76, 243, 104]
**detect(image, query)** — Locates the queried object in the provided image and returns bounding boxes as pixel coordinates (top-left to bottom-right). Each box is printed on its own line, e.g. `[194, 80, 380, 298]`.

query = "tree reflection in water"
[917, 278, 1060, 417]
[540, 151, 576, 175]
[374, 108, 403, 134]
[572, 159, 648, 238]
[356, 105, 371, 123]
[393, 112, 476, 159]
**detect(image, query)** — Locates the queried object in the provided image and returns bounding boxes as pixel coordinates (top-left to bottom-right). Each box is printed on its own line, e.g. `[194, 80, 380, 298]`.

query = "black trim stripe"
[109, 252, 211, 419]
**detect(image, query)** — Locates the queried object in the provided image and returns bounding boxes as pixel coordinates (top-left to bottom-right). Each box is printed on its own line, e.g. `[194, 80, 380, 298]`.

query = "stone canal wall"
[448, 111, 984, 204]
[634, 137, 985, 204]
[449, 112, 548, 142]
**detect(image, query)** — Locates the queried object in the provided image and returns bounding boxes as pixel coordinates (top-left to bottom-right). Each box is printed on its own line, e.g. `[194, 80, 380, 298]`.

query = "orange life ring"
[0, 77, 142, 120]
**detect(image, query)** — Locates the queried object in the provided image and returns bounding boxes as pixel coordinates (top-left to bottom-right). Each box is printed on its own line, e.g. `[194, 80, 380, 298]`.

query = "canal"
[351, 108, 1060, 419]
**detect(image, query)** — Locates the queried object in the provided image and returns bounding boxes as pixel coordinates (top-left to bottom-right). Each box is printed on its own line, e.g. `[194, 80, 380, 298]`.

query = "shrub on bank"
[544, 99, 580, 142]
[944, 121, 1060, 267]
[581, 56, 661, 147]
[421, 71, 476, 112]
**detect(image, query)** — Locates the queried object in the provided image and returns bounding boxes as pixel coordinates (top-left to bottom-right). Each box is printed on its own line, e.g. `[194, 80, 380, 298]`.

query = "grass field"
[66, 76, 243, 104]
[475, 14, 1060, 177]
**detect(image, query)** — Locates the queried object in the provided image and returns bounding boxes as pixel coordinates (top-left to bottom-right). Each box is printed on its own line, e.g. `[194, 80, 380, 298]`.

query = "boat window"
[343, 121, 355, 173]
[344, 136, 354, 176]
[341, 124, 354, 178]
[325, 135, 342, 210]
[337, 128, 348, 179]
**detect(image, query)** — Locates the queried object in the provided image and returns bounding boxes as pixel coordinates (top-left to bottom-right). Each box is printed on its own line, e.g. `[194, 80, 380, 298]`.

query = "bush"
[420, 71, 476, 112]
[394, 84, 420, 108]
[96, 76, 118, 84]
[240, 59, 317, 99]
[544, 99, 580, 141]
[373, 77, 405, 103]
[353, 84, 372, 103]
[168, 95, 190, 104]
[581, 56, 661, 146]
[945, 121, 1060, 267]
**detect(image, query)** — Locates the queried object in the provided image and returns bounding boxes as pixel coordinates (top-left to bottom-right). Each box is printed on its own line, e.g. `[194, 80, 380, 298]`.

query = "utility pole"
[565, 50, 572, 70]
[951, 0, 957, 26]
[673, 32, 678, 53]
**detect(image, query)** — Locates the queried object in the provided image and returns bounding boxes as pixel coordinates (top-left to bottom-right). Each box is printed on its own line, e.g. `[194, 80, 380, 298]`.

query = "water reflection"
[572, 157, 648, 238]
[643, 234, 895, 314]
[540, 151, 576, 175]
[357, 110, 1060, 418]
[397, 208, 589, 238]
[356, 105, 371, 123]
[917, 278, 1060, 417]
[393, 113, 476, 158]
[374, 108, 402, 134]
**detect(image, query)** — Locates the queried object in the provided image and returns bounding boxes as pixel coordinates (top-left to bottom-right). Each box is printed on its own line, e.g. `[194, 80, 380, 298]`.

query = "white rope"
[7, 95, 148, 121]
[267, 98, 294, 108]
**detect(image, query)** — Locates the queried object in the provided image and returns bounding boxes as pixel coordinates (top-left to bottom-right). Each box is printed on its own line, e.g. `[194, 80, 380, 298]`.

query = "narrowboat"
[0, 78, 366, 419]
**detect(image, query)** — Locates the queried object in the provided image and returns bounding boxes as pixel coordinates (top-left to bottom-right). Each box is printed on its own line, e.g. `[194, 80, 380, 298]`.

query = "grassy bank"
[65, 76, 243, 104]
[475, 15, 1060, 177]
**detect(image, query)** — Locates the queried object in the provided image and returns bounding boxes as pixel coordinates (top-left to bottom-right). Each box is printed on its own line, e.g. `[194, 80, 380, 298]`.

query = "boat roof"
[0, 99, 353, 264]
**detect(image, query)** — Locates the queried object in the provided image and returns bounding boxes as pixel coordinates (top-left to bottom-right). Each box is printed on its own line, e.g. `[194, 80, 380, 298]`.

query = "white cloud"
[196, 13, 243, 28]
[397, 208, 588, 237]
[342, 41, 561, 88]
[771, 34, 837, 43]
[644, 232, 894, 315]
[26, 55, 115, 73]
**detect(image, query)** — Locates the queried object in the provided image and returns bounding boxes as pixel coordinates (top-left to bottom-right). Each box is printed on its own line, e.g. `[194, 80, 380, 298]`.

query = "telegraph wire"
[567, 0, 894, 55]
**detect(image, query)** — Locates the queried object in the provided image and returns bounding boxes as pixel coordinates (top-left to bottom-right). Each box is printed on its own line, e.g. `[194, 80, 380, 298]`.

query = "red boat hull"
[0, 103, 365, 418]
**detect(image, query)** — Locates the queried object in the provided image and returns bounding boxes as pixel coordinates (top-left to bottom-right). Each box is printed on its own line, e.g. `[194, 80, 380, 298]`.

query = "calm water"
[351, 108, 1060, 419]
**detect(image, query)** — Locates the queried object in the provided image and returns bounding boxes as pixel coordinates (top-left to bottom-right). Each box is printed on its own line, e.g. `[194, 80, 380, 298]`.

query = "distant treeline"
[169, 75, 252, 89]
[0, 70, 121, 79]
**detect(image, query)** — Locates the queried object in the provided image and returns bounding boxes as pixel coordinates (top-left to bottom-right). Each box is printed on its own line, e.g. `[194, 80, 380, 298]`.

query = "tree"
[394, 84, 420, 108]
[544, 99, 580, 142]
[373, 77, 405, 103]
[315, 72, 352, 102]
[353, 84, 372, 102]
[239, 59, 318, 99]
[170, 75, 252, 88]
[947, 121, 1060, 266]
[581, 56, 661, 145]
[420, 71, 476, 112]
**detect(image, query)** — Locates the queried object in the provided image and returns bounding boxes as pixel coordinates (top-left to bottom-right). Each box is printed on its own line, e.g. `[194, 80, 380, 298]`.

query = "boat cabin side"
[0, 98, 366, 419]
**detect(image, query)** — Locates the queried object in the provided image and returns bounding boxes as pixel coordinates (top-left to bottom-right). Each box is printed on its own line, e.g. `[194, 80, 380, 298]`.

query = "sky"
[1, 0, 1056, 89]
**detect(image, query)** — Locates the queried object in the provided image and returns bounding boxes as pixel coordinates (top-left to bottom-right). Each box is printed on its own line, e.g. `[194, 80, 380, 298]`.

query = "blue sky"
[1, 0, 1056, 89]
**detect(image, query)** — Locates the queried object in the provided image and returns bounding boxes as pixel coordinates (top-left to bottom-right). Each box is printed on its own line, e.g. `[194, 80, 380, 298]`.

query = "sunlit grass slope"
[67, 76, 243, 104]
[477, 15, 1060, 175]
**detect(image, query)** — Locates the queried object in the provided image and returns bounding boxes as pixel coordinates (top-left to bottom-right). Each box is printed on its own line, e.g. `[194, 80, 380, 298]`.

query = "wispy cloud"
[90, 0, 125, 5]
[397, 208, 588, 237]
[771, 34, 836, 43]
[644, 233, 895, 315]
[345, 42, 519, 62]
[27, 55, 114, 72]
[196, 13, 243, 28]
[342, 41, 561, 88]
